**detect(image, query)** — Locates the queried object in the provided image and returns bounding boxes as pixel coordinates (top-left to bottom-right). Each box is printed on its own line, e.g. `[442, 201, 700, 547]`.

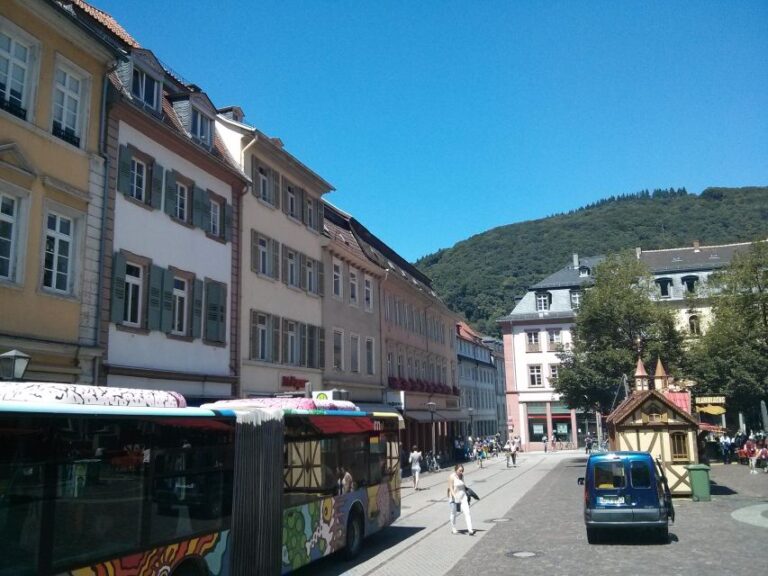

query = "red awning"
[698, 422, 725, 433]
[308, 415, 374, 435]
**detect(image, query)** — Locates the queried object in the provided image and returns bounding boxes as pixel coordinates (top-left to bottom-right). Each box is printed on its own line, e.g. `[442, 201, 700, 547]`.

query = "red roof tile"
[71, 0, 140, 47]
[664, 391, 691, 414]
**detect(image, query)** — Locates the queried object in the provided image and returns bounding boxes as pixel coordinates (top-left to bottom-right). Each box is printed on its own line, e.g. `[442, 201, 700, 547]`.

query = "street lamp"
[0, 349, 30, 381]
[426, 401, 437, 455]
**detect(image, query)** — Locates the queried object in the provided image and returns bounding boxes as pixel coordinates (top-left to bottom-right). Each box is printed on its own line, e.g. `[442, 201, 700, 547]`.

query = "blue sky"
[94, 0, 768, 262]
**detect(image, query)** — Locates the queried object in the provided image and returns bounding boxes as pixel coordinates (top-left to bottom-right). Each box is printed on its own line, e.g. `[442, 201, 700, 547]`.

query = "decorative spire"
[654, 358, 669, 391]
[634, 357, 649, 391]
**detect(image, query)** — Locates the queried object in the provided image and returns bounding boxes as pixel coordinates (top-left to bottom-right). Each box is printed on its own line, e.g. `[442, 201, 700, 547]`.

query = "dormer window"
[656, 277, 673, 298]
[682, 275, 699, 294]
[535, 291, 551, 312]
[131, 67, 158, 109]
[191, 108, 211, 146]
[579, 266, 590, 277]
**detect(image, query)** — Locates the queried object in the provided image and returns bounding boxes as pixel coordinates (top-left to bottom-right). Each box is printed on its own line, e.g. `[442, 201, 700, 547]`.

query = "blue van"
[577, 451, 674, 543]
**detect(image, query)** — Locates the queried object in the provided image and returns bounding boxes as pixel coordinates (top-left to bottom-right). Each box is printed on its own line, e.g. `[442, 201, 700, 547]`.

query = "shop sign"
[695, 396, 726, 404]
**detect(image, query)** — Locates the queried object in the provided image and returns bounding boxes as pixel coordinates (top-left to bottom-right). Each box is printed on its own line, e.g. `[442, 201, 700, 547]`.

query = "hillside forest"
[415, 187, 768, 335]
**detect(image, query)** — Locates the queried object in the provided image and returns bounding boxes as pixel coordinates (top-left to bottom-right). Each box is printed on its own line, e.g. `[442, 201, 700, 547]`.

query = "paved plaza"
[295, 450, 768, 576]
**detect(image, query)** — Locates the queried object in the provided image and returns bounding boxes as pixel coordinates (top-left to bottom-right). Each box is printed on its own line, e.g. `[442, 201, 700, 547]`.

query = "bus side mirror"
[577, 477, 585, 486]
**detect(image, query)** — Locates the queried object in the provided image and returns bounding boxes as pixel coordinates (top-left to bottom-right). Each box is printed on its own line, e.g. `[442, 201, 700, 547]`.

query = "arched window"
[688, 315, 701, 336]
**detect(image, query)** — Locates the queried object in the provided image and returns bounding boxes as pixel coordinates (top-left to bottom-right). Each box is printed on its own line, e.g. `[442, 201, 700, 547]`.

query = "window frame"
[365, 337, 375, 375]
[0, 183, 29, 284]
[364, 275, 373, 312]
[670, 432, 689, 462]
[349, 268, 358, 306]
[130, 65, 159, 110]
[0, 17, 40, 122]
[123, 260, 144, 328]
[350, 333, 360, 373]
[51, 55, 90, 149]
[332, 328, 344, 371]
[174, 181, 188, 222]
[191, 107, 212, 147]
[570, 290, 581, 310]
[332, 258, 342, 299]
[528, 364, 543, 388]
[129, 157, 147, 203]
[41, 205, 82, 297]
[535, 291, 550, 312]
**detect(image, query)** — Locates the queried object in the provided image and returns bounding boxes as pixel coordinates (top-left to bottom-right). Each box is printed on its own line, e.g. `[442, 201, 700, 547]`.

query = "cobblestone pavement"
[293, 453, 768, 576]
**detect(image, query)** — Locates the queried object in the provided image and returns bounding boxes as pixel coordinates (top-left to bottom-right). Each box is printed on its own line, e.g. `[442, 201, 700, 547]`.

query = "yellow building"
[0, 0, 123, 381]
[606, 359, 700, 495]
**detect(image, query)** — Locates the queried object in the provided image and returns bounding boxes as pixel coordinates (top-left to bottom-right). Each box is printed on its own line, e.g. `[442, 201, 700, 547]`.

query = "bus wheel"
[344, 511, 364, 560]
[171, 559, 205, 576]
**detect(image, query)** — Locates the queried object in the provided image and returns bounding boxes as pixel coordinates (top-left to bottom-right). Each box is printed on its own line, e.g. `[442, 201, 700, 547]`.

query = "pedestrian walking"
[448, 464, 475, 535]
[409, 445, 423, 490]
[585, 434, 593, 454]
[542, 434, 548, 453]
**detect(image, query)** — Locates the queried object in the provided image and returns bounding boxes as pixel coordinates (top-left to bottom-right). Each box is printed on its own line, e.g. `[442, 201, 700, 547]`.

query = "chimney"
[636, 247, 642, 259]
[217, 106, 244, 123]
[573, 253, 579, 269]
[693, 240, 700, 253]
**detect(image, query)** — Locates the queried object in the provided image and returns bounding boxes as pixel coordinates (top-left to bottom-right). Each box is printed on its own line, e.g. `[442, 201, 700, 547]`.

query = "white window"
[123, 262, 143, 327]
[287, 186, 296, 218]
[549, 364, 559, 382]
[258, 237, 268, 275]
[305, 198, 313, 228]
[332, 259, 342, 298]
[528, 365, 543, 387]
[209, 198, 221, 237]
[171, 277, 187, 335]
[333, 329, 344, 370]
[570, 290, 581, 309]
[350, 334, 360, 373]
[258, 168, 268, 201]
[191, 108, 211, 146]
[129, 158, 146, 202]
[0, 193, 18, 280]
[131, 67, 157, 109]
[364, 276, 373, 311]
[287, 321, 297, 365]
[0, 20, 38, 121]
[43, 212, 72, 293]
[526, 331, 540, 352]
[365, 338, 375, 375]
[535, 292, 550, 311]
[305, 258, 314, 293]
[256, 313, 268, 360]
[52, 59, 88, 148]
[287, 250, 297, 287]
[349, 269, 358, 305]
[175, 182, 187, 221]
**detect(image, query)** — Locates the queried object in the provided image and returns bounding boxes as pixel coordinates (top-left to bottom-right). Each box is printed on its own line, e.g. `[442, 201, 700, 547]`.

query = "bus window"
[340, 435, 368, 488]
[369, 435, 386, 485]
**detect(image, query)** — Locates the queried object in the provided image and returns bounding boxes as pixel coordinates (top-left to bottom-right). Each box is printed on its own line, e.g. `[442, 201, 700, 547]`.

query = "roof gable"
[606, 389, 698, 427]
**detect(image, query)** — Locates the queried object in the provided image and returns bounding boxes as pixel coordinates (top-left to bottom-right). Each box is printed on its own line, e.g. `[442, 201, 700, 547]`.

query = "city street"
[295, 451, 768, 576]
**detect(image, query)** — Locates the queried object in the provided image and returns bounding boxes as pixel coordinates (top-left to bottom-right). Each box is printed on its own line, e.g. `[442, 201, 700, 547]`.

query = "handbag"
[453, 501, 461, 513]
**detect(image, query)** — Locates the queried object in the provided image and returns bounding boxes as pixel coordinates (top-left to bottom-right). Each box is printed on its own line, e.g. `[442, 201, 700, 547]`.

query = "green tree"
[688, 241, 768, 421]
[555, 252, 685, 413]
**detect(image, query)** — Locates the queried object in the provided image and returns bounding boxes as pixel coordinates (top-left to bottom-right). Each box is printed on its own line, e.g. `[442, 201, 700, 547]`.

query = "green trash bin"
[685, 464, 711, 502]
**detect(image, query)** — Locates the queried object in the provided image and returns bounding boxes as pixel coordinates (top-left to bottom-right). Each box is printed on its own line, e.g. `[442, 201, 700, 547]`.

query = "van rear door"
[629, 458, 662, 522]
[591, 459, 632, 523]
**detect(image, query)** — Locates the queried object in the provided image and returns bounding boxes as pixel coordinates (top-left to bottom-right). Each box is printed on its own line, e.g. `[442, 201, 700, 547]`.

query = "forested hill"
[415, 187, 768, 335]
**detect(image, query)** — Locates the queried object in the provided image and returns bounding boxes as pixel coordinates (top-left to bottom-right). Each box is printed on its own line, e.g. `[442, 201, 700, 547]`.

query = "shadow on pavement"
[291, 526, 424, 576]
[709, 481, 738, 496]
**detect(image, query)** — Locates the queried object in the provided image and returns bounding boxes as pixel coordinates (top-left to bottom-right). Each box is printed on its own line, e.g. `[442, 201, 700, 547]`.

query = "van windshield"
[593, 461, 626, 489]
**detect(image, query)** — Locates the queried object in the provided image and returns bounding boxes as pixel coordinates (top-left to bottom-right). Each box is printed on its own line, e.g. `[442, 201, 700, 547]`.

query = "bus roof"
[0, 382, 187, 408]
[203, 397, 403, 420]
[0, 400, 234, 418]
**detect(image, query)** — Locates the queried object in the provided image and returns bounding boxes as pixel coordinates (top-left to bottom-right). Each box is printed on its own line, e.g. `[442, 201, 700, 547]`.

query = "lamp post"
[0, 349, 30, 381]
[426, 401, 436, 455]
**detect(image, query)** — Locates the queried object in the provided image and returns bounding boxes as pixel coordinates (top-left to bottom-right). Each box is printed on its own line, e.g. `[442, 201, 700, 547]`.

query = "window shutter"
[250, 156, 257, 194]
[281, 179, 289, 215]
[192, 186, 205, 229]
[217, 283, 227, 343]
[150, 163, 164, 210]
[192, 278, 203, 339]
[299, 253, 307, 290]
[164, 170, 177, 216]
[318, 327, 325, 369]
[202, 195, 212, 234]
[110, 252, 127, 323]
[317, 261, 324, 296]
[117, 145, 132, 195]
[271, 239, 280, 280]
[308, 325, 317, 368]
[281, 246, 288, 285]
[250, 309, 258, 359]
[299, 323, 307, 367]
[224, 203, 233, 243]
[271, 170, 280, 208]
[281, 318, 289, 363]
[315, 199, 324, 233]
[250, 230, 258, 272]
[147, 265, 164, 331]
[297, 188, 306, 223]
[161, 268, 174, 333]
[205, 281, 219, 341]
[271, 314, 281, 363]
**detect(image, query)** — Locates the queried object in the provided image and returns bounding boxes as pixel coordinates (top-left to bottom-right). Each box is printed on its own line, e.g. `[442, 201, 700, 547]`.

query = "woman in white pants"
[448, 464, 475, 535]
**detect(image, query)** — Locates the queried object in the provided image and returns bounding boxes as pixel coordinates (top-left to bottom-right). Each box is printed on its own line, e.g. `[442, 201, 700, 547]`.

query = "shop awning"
[355, 403, 403, 416]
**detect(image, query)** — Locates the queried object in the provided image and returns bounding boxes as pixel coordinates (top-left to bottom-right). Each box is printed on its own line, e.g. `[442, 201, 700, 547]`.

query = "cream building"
[216, 108, 333, 396]
[0, 0, 122, 382]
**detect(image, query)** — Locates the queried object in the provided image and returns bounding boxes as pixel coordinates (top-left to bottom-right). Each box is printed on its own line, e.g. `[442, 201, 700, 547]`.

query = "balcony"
[0, 97, 27, 121]
[52, 122, 81, 148]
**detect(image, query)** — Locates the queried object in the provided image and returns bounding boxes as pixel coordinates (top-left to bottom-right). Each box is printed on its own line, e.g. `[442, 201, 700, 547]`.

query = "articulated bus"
[0, 382, 402, 576]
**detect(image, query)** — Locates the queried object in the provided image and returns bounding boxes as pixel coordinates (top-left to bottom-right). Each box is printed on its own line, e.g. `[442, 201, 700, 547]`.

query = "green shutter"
[192, 278, 203, 339]
[161, 268, 174, 333]
[250, 230, 258, 272]
[297, 188, 305, 223]
[299, 323, 307, 367]
[271, 314, 281, 363]
[316, 200, 324, 233]
[281, 318, 289, 363]
[147, 265, 164, 331]
[224, 203, 233, 243]
[164, 170, 177, 216]
[318, 261, 324, 296]
[281, 246, 288, 285]
[205, 281, 218, 341]
[318, 327, 325, 369]
[217, 283, 227, 344]
[201, 195, 212, 234]
[192, 186, 206, 229]
[308, 325, 317, 368]
[150, 163, 163, 210]
[271, 170, 280, 209]
[299, 253, 307, 290]
[281, 179, 289, 215]
[117, 145, 132, 195]
[250, 309, 258, 359]
[110, 252, 127, 323]
[271, 239, 280, 280]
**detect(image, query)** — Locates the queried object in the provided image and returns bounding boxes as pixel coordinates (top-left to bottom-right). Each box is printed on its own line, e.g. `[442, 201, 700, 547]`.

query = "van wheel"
[586, 527, 600, 544]
[344, 511, 364, 560]
[655, 526, 669, 544]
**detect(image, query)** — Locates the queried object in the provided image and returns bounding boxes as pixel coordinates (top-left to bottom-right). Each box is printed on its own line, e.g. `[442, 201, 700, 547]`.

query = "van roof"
[588, 451, 654, 462]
